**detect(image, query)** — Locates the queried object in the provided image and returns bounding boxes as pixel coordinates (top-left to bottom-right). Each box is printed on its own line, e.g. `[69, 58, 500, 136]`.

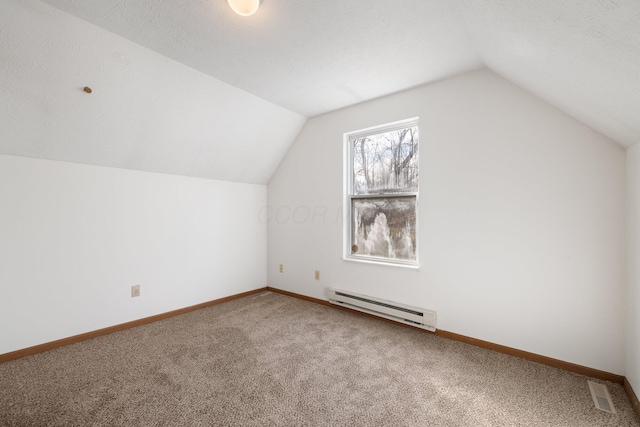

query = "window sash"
[349, 195, 418, 263]
[344, 118, 419, 267]
[349, 126, 419, 196]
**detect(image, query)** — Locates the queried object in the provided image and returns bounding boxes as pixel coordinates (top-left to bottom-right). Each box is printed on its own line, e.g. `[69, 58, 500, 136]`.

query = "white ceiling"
[37, 0, 640, 147]
[463, 0, 640, 147]
[2, 0, 639, 184]
[0, 0, 306, 184]
[35, 0, 484, 118]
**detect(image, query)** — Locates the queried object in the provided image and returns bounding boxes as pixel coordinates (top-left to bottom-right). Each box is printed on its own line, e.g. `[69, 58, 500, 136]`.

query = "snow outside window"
[344, 118, 419, 267]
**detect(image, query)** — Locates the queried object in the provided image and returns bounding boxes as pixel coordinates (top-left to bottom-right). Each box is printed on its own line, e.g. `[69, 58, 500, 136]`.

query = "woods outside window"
[345, 118, 419, 267]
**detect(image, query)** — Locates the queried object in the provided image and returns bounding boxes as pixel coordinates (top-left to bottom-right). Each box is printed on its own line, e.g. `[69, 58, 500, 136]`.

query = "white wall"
[267, 69, 626, 374]
[0, 0, 305, 185]
[627, 143, 640, 392]
[0, 154, 267, 355]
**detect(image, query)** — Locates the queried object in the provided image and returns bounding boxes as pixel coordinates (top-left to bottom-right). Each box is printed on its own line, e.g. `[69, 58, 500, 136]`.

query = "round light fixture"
[227, 0, 259, 16]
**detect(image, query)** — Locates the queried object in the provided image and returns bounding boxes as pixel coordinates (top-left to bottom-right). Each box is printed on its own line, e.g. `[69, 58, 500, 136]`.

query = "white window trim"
[343, 117, 420, 268]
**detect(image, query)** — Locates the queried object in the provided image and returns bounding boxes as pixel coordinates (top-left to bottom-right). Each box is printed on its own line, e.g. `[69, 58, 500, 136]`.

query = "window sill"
[343, 256, 420, 270]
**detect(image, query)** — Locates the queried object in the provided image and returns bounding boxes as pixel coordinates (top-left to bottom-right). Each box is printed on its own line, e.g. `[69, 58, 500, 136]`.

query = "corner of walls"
[626, 141, 640, 396]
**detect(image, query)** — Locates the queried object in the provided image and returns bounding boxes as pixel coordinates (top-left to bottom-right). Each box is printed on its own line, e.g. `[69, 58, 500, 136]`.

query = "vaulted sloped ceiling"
[2, 0, 639, 184]
[463, 1, 640, 147]
[0, 0, 306, 184]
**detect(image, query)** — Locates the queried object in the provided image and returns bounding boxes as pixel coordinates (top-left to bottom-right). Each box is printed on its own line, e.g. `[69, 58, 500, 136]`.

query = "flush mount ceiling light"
[227, 0, 259, 16]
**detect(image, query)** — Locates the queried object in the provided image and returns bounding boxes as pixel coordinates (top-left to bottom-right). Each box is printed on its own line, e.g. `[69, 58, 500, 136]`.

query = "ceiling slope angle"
[4, 0, 639, 185]
[0, 0, 306, 184]
[35, 0, 484, 117]
[461, 0, 640, 147]
[35, 0, 640, 147]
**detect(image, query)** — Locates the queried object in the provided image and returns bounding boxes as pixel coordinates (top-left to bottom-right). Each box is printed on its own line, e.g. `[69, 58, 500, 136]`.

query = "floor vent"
[588, 380, 616, 413]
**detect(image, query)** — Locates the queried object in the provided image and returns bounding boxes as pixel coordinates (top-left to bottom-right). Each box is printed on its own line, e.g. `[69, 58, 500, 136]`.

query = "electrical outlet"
[279, 264, 284, 273]
[315, 270, 320, 280]
[131, 284, 140, 297]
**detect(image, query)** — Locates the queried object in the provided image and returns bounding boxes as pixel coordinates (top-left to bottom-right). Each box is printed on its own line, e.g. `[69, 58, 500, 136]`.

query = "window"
[344, 118, 419, 266]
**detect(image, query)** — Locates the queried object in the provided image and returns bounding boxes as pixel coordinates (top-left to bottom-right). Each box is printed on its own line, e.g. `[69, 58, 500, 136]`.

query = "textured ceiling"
[463, 0, 640, 147]
[2, 0, 639, 185]
[0, 0, 305, 184]
[36, 0, 483, 118]
[35, 0, 640, 148]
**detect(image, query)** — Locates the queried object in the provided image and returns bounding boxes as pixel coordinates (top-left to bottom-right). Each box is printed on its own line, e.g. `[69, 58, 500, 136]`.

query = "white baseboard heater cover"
[327, 287, 436, 332]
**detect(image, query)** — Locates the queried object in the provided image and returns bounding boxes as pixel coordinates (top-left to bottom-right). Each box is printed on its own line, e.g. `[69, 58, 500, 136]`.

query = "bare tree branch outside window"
[348, 122, 419, 264]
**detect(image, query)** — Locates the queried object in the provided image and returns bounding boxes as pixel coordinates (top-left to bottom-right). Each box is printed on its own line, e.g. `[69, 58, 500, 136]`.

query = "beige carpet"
[0, 291, 638, 426]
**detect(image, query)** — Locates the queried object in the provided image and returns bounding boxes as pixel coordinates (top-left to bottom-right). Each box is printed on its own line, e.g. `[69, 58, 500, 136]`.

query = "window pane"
[351, 196, 416, 261]
[352, 126, 418, 195]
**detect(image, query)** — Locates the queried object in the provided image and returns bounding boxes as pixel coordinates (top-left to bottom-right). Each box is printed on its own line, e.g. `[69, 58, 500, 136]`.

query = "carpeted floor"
[0, 291, 638, 426]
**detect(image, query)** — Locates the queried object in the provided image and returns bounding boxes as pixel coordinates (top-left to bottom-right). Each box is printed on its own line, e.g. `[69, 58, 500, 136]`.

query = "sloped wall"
[267, 69, 626, 374]
[0, 155, 267, 354]
[0, 0, 305, 184]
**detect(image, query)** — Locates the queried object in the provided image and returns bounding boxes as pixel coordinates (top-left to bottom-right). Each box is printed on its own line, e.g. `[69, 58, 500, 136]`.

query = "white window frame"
[343, 117, 419, 268]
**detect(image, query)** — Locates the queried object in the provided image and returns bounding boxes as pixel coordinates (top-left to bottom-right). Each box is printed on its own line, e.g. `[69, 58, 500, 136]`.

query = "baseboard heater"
[327, 287, 436, 332]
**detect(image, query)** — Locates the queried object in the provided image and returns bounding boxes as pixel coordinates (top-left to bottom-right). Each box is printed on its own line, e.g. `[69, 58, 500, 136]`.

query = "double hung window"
[345, 118, 419, 266]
